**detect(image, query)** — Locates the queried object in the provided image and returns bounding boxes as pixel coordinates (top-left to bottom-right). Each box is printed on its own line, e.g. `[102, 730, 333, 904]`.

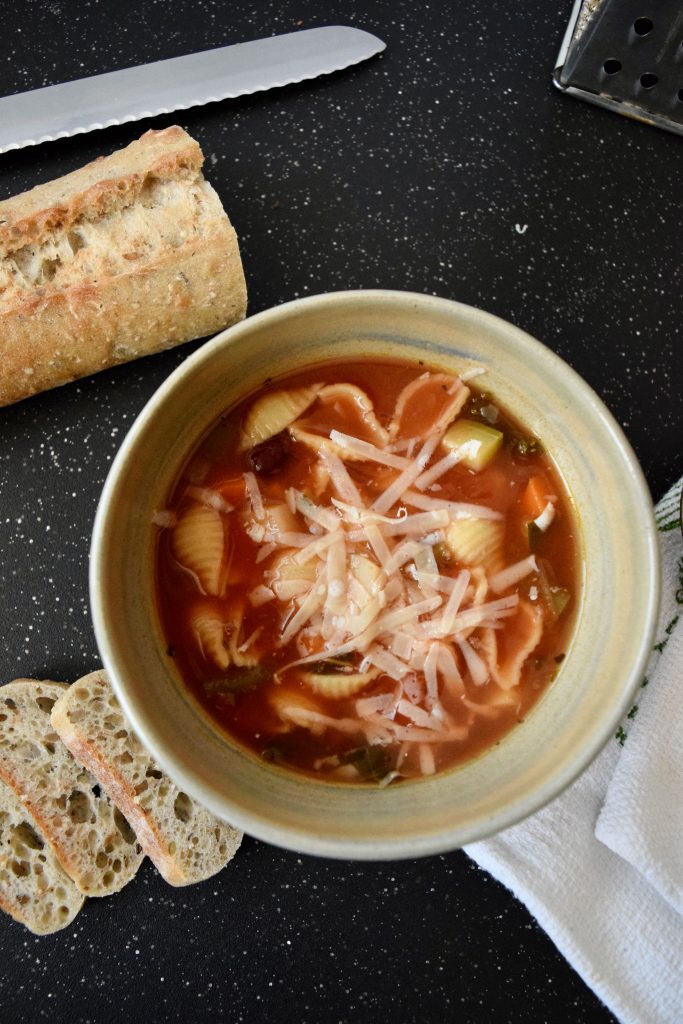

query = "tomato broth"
[155, 360, 579, 785]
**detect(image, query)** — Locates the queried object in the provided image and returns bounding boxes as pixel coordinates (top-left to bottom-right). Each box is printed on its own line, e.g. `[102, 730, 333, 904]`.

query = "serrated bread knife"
[0, 26, 385, 155]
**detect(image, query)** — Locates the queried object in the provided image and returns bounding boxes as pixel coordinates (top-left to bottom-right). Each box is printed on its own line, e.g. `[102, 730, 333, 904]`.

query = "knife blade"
[0, 26, 385, 155]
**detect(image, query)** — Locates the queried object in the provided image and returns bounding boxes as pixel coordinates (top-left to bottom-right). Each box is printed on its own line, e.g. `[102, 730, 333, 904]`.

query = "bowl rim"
[90, 288, 661, 859]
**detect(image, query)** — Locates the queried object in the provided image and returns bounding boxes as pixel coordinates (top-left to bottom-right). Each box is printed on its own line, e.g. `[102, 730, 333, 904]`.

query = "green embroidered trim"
[614, 485, 681, 746]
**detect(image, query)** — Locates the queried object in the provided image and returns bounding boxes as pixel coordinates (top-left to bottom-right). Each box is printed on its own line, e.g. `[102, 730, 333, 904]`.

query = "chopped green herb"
[339, 745, 392, 780]
[509, 435, 545, 457]
[309, 653, 356, 674]
[615, 726, 627, 746]
[261, 745, 285, 764]
[527, 521, 542, 552]
[204, 665, 269, 696]
[627, 704, 639, 720]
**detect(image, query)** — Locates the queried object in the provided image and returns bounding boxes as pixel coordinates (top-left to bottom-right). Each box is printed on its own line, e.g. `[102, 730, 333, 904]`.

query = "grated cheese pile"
[237, 371, 547, 776]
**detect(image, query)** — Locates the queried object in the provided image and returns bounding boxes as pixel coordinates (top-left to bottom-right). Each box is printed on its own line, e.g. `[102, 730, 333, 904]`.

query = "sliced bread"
[0, 679, 143, 896]
[52, 670, 242, 886]
[0, 779, 84, 934]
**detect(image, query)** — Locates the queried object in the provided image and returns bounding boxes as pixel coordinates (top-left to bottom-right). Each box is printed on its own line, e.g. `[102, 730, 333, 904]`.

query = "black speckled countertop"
[1, 1, 680, 1021]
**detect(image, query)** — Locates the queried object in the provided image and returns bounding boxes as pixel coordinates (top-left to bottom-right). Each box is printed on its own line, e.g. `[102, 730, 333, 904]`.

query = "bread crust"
[0, 126, 247, 407]
[0, 126, 203, 254]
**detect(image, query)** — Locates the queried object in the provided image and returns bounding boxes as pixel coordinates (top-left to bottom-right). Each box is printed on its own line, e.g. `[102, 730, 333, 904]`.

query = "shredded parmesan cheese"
[329, 430, 410, 469]
[489, 555, 538, 595]
[371, 434, 442, 514]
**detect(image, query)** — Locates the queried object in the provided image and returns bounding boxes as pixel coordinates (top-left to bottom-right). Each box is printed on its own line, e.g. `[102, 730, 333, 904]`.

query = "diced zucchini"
[443, 419, 504, 471]
[339, 745, 393, 780]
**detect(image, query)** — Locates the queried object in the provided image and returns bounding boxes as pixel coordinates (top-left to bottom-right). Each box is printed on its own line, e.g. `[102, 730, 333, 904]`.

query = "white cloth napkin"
[466, 478, 683, 1024]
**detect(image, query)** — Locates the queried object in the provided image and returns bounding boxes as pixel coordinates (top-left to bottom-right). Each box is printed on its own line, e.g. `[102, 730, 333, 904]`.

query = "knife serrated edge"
[0, 42, 385, 154]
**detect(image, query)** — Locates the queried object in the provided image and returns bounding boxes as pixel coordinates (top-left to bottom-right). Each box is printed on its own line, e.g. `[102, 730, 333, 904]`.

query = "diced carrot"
[520, 475, 552, 519]
[216, 477, 246, 504]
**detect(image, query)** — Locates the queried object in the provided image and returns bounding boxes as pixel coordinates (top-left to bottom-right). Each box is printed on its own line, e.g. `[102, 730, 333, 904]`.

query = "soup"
[154, 360, 578, 785]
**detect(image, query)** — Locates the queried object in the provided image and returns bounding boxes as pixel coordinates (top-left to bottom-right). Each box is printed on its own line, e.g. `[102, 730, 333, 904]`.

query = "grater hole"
[633, 17, 653, 36]
[603, 59, 622, 75]
[639, 72, 658, 88]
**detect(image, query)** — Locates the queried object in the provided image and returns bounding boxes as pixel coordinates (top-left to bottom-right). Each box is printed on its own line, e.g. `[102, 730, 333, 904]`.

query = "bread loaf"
[0, 780, 84, 934]
[52, 670, 242, 886]
[0, 126, 247, 407]
[0, 679, 143, 896]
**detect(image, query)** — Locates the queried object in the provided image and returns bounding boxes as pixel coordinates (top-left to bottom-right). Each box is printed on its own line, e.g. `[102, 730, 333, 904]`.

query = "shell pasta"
[155, 360, 578, 785]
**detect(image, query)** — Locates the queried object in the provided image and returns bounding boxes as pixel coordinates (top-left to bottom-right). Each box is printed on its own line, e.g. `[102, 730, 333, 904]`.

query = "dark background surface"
[1, 1, 680, 1021]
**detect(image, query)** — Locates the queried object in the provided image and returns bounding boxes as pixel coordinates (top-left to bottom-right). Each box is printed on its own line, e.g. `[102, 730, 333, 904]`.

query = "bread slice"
[0, 679, 143, 897]
[0, 779, 84, 934]
[52, 671, 242, 886]
[0, 125, 247, 407]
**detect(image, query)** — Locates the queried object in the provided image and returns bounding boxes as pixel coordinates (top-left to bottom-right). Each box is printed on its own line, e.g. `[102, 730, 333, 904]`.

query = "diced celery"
[443, 419, 504, 471]
[550, 587, 570, 617]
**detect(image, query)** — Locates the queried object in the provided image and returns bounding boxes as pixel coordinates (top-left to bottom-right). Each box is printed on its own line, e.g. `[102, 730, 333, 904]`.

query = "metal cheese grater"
[554, 0, 683, 136]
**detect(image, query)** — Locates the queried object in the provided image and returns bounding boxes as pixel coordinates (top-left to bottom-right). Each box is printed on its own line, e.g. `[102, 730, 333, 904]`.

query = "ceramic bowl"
[90, 290, 660, 859]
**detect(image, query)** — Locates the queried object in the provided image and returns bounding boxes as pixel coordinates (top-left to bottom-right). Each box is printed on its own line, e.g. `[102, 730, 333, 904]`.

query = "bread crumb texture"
[0, 781, 84, 934]
[0, 679, 143, 897]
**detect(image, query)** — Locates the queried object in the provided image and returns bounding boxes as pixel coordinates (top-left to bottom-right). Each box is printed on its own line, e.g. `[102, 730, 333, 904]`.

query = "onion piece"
[533, 502, 556, 532]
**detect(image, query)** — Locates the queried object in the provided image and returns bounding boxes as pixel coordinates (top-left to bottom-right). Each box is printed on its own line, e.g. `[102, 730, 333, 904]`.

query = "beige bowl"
[90, 290, 660, 859]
